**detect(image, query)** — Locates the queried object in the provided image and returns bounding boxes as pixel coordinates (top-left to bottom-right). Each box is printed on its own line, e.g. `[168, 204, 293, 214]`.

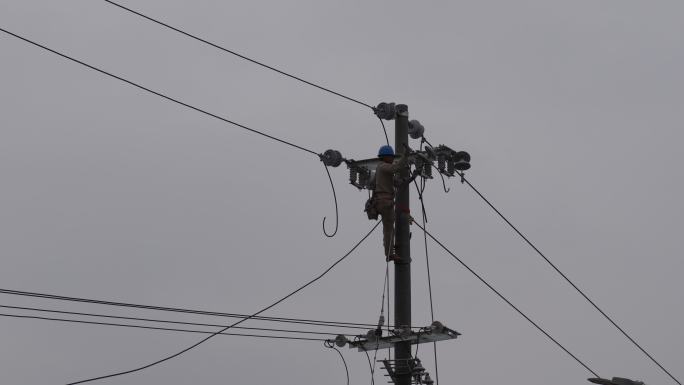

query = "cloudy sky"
[1, 1, 682, 384]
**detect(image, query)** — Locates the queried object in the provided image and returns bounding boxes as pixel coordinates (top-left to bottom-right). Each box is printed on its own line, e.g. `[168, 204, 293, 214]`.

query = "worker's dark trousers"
[376, 198, 395, 257]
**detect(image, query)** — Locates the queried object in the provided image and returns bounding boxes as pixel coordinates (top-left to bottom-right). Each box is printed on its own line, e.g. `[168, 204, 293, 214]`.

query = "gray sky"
[1, 1, 683, 384]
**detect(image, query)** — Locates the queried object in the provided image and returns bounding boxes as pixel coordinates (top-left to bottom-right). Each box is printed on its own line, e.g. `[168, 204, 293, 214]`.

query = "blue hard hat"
[378, 145, 396, 157]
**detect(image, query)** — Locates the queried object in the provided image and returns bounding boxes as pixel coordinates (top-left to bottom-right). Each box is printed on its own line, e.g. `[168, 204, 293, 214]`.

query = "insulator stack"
[447, 159, 456, 176]
[374, 102, 397, 120]
[358, 169, 370, 188]
[349, 168, 358, 185]
[408, 119, 425, 139]
[423, 162, 433, 178]
[437, 154, 446, 173]
[321, 149, 343, 167]
[453, 151, 471, 171]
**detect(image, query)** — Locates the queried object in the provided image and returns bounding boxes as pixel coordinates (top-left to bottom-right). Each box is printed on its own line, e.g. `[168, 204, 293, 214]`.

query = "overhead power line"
[0, 305, 355, 337]
[66, 221, 381, 384]
[412, 221, 599, 378]
[456, 172, 682, 385]
[0, 312, 325, 342]
[0, 288, 412, 330]
[101, 0, 390, 144]
[0, 27, 319, 157]
[103, 0, 373, 110]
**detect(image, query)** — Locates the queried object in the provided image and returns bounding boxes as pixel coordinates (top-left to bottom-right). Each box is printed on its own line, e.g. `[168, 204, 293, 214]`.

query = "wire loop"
[322, 164, 339, 237]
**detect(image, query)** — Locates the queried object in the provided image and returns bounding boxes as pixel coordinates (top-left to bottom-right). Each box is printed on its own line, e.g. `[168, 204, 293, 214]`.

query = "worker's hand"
[402, 143, 415, 154]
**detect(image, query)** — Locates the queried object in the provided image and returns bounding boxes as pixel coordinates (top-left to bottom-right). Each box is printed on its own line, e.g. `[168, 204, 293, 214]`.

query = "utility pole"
[322, 101, 468, 385]
[394, 104, 412, 385]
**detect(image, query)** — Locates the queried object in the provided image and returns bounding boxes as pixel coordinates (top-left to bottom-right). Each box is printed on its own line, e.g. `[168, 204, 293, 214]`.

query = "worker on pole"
[373, 145, 409, 261]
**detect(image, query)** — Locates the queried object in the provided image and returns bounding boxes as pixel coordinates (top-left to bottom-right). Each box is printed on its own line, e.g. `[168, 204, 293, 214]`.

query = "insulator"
[424, 145, 436, 161]
[437, 154, 446, 172]
[321, 149, 343, 167]
[430, 321, 444, 333]
[366, 329, 377, 341]
[423, 162, 432, 178]
[423, 373, 434, 385]
[454, 159, 471, 171]
[455, 151, 471, 163]
[335, 334, 348, 347]
[408, 120, 425, 139]
[349, 168, 358, 185]
[358, 169, 370, 188]
[374, 102, 396, 120]
[413, 359, 425, 372]
[447, 159, 456, 176]
[377, 314, 385, 328]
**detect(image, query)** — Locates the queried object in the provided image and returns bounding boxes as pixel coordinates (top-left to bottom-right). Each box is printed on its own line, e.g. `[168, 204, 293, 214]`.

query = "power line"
[67, 221, 380, 384]
[324, 340, 350, 385]
[0, 27, 319, 157]
[412, 221, 600, 378]
[102, 0, 390, 145]
[0, 305, 355, 338]
[456, 172, 682, 385]
[103, 0, 374, 111]
[0, 288, 412, 330]
[0, 312, 325, 342]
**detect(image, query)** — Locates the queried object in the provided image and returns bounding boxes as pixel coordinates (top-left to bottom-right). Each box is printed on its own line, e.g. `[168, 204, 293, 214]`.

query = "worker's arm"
[387, 151, 409, 173]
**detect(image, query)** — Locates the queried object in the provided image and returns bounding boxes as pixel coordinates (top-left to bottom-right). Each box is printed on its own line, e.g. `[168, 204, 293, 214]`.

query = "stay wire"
[67, 221, 380, 384]
[456, 172, 681, 385]
[412, 221, 600, 378]
[0, 304, 351, 337]
[0, 288, 415, 331]
[0, 27, 319, 157]
[103, 0, 374, 111]
[0, 313, 326, 342]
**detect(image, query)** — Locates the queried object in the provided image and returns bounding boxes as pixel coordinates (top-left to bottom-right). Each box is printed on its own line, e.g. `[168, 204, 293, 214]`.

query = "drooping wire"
[370, 260, 390, 385]
[378, 117, 390, 146]
[0, 288, 416, 331]
[412, 221, 600, 377]
[103, 0, 374, 110]
[419, 138, 449, 194]
[0, 28, 319, 157]
[67, 221, 381, 384]
[454, 171, 681, 385]
[0, 312, 327, 342]
[322, 164, 339, 237]
[362, 348, 375, 385]
[0, 304, 351, 337]
[413, 178, 439, 385]
[434, 164, 450, 193]
[324, 340, 350, 385]
[386, 259, 391, 361]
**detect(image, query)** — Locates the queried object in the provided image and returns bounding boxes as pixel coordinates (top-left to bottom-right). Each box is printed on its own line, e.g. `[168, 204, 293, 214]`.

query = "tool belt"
[364, 192, 393, 220]
[364, 196, 379, 220]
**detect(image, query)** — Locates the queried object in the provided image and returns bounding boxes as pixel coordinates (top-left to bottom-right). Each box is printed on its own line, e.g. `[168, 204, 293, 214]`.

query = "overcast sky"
[1, 1, 683, 384]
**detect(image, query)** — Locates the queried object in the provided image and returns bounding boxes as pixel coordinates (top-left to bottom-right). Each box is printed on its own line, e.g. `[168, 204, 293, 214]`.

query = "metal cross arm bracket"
[341, 322, 461, 352]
